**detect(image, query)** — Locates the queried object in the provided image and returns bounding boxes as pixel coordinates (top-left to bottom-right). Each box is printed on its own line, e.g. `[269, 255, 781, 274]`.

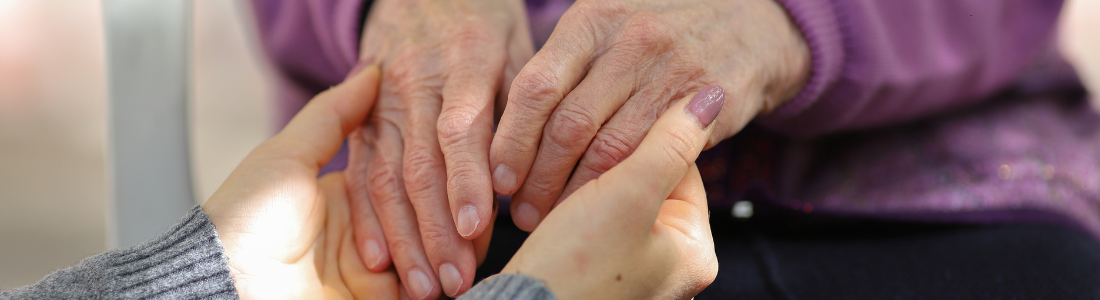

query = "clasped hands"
[206, 0, 810, 298]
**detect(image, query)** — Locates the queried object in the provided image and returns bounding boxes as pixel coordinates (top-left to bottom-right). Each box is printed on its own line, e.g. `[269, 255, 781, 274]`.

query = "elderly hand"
[489, 0, 810, 231]
[344, 0, 535, 298]
[201, 66, 406, 299]
[502, 88, 724, 299]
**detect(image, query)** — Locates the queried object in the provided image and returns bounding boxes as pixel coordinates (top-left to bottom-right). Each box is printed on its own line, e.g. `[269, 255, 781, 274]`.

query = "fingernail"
[492, 164, 518, 195]
[439, 263, 464, 297]
[685, 85, 725, 128]
[346, 57, 376, 80]
[457, 205, 480, 238]
[363, 240, 383, 269]
[513, 202, 540, 232]
[407, 268, 433, 300]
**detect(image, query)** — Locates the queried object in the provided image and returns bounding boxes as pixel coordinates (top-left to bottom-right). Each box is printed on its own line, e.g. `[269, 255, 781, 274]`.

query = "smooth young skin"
[201, 65, 405, 299]
[503, 92, 721, 300]
[490, 0, 811, 231]
[345, 0, 534, 298]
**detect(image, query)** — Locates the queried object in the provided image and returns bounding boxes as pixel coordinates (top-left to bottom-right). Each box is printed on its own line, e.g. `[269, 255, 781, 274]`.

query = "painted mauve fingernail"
[363, 240, 383, 269]
[492, 164, 517, 195]
[439, 263, 464, 297]
[407, 268, 433, 300]
[685, 85, 725, 128]
[457, 205, 479, 238]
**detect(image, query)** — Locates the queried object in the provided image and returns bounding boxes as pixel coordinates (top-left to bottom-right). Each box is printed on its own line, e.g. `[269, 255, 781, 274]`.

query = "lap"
[475, 204, 1100, 299]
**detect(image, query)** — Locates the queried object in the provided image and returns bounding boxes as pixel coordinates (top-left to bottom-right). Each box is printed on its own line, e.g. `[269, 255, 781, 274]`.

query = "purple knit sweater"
[249, 0, 1100, 238]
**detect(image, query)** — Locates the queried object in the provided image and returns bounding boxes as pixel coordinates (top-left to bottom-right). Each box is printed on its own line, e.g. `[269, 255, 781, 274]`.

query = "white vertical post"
[103, 0, 194, 248]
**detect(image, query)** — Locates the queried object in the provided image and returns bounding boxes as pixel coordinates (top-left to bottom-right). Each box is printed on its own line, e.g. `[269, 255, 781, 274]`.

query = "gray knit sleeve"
[1, 206, 238, 300]
[460, 273, 557, 300]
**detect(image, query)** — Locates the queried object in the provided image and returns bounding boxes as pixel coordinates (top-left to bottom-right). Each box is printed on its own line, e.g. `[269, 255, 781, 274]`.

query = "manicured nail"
[457, 205, 480, 238]
[407, 268, 433, 300]
[492, 164, 518, 195]
[346, 57, 376, 80]
[363, 240, 383, 269]
[513, 202, 540, 232]
[439, 263, 464, 297]
[685, 85, 725, 128]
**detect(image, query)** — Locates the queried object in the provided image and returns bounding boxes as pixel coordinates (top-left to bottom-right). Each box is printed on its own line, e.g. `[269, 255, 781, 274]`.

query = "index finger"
[585, 86, 725, 224]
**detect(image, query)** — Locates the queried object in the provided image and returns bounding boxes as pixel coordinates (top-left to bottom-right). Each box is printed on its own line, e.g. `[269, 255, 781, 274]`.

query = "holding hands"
[199, 61, 721, 299]
[345, 0, 533, 298]
[502, 89, 724, 300]
[339, 0, 811, 297]
[491, 0, 809, 231]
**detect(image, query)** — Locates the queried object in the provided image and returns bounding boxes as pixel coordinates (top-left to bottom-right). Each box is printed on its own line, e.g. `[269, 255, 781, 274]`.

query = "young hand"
[502, 87, 725, 299]
[202, 65, 403, 299]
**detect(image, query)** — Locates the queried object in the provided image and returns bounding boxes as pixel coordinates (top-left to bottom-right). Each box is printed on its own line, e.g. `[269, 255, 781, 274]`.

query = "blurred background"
[0, 0, 1097, 291]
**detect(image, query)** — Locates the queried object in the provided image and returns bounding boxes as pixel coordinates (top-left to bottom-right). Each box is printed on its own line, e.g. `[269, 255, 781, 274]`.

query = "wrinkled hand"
[345, 0, 534, 298]
[502, 88, 723, 299]
[202, 66, 405, 299]
[490, 0, 810, 231]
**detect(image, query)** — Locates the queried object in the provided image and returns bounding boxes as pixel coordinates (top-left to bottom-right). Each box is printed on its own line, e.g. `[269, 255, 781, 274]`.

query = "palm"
[205, 164, 402, 299]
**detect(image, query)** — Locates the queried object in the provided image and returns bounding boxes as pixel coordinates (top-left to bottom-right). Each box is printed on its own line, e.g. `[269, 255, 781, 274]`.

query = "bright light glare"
[0, 0, 16, 15]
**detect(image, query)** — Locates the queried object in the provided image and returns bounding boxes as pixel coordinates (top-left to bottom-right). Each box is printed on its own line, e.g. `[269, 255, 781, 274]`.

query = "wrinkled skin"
[345, 0, 809, 297]
[489, 0, 810, 231]
[503, 91, 721, 300]
[345, 0, 533, 298]
[200, 62, 719, 300]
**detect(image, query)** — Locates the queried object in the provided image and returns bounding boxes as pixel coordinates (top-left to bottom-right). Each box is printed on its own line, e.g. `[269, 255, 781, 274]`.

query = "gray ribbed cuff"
[460, 273, 557, 300]
[2, 206, 238, 299]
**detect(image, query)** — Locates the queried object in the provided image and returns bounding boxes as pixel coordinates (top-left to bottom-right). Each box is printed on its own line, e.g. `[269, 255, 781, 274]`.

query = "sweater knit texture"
[1, 207, 238, 300]
[2, 207, 558, 299]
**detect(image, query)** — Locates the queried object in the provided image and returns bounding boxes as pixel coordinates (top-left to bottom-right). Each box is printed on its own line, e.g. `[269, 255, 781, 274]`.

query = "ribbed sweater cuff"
[460, 273, 557, 300]
[757, 0, 845, 128]
[3, 206, 238, 299]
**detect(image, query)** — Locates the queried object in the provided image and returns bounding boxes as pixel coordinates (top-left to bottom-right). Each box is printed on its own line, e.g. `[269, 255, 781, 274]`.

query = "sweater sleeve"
[460, 273, 557, 300]
[758, 0, 1065, 137]
[0, 207, 238, 300]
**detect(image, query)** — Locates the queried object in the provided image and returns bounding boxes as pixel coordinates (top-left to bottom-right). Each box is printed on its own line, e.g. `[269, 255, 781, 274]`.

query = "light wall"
[0, 0, 272, 289]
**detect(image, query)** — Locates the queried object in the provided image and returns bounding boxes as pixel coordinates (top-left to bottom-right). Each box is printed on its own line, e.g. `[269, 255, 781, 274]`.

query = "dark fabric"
[476, 203, 1100, 299]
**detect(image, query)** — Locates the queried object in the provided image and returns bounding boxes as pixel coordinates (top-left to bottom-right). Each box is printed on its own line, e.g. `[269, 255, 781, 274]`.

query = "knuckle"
[495, 129, 537, 153]
[446, 165, 483, 189]
[436, 105, 480, 148]
[587, 127, 639, 174]
[510, 69, 563, 109]
[418, 221, 457, 248]
[658, 124, 700, 167]
[367, 162, 405, 208]
[545, 106, 599, 148]
[403, 150, 438, 180]
[386, 238, 420, 257]
[385, 54, 444, 98]
[617, 12, 674, 50]
[402, 149, 443, 197]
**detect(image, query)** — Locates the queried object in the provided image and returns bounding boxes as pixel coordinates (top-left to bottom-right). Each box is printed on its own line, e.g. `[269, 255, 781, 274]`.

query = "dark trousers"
[476, 207, 1100, 299]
